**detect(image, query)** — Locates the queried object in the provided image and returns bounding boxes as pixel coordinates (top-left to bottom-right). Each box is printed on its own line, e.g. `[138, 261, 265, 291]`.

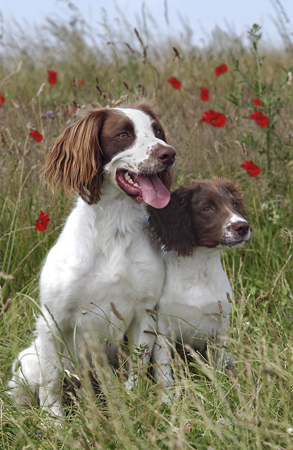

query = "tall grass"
[0, 3, 293, 449]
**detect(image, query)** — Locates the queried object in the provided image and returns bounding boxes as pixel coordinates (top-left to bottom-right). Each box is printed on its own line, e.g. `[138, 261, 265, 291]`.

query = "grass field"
[0, 5, 293, 449]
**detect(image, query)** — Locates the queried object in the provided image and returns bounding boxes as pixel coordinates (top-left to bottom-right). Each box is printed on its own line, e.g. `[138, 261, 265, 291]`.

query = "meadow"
[0, 5, 293, 449]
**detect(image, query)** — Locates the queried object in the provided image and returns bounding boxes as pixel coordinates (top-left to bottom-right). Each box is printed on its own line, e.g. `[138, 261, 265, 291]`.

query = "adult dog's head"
[43, 101, 175, 207]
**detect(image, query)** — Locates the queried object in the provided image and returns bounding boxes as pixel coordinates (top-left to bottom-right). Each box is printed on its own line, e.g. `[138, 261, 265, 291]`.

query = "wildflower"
[0, 93, 5, 105]
[48, 70, 57, 85]
[287, 427, 293, 436]
[46, 110, 53, 116]
[240, 160, 260, 177]
[140, 349, 148, 360]
[200, 110, 226, 127]
[215, 64, 228, 76]
[249, 111, 269, 128]
[252, 98, 262, 107]
[261, 203, 268, 210]
[76, 78, 85, 86]
[35, 211, 50, 231]
[29, 130, 43, 142]
[167, 77, 181, 89]
[200, 87, 209, 101]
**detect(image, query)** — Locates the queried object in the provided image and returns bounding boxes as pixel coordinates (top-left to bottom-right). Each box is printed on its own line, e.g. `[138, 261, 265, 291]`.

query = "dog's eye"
[202, 206, 213, 212]
[155, 129, 162, 135]
[233, 202, 238, 209]
[118, 132, 129, 138]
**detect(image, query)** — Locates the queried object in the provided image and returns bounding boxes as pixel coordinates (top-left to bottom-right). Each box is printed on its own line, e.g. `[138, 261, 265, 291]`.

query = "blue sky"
[1, 0, 293, 47]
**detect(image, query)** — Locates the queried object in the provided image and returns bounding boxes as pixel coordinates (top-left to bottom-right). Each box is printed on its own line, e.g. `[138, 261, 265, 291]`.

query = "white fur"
[153, 218, 250, 400]
[8, 108, 172, 417]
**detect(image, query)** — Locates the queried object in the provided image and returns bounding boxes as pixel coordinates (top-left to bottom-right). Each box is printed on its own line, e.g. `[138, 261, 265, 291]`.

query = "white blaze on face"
[121, 107, 167, 153]
[222, 212, 251, 242]
[104, 108, 167, 175]
[103, 108, 172, 209]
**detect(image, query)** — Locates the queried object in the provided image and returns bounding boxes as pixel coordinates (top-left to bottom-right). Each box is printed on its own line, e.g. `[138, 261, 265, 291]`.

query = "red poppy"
[215, 64, 228, 76]
[249, 111, 269, 128]
[200, 110, 226, 128]
[240, 161, 260, 178]
[76, 78, 85, 86]
[167, 77, 182, 89]
[252, 98, 262, 107]
[29, 130, 43, 142]
[0, 93, 5, 105]
[48, 70, 57, 85]
[200, 87, 209, 101]
[35, 211, 50, 231]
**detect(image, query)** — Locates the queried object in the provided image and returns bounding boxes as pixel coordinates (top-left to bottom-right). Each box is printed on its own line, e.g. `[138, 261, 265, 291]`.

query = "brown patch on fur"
[147, 186, 196, 256]
[42, 108, 109, 204]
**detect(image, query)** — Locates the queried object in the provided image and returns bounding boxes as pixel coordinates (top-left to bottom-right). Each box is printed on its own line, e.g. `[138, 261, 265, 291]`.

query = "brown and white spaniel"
[147, 179, 250, 401]
[8, 102, 175, 417]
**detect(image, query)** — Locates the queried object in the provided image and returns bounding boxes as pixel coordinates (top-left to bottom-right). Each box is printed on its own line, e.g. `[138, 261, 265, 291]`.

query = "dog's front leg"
[208, 316, 233, 371]
[152, 333, 174, 402]
[38, 323, 64, 418]
[124, 312, 157, 391]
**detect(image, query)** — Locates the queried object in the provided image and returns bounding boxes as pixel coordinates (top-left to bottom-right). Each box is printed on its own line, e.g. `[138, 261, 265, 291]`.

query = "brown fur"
[147, 178, 248, 256]
[42, 103, 174, 204]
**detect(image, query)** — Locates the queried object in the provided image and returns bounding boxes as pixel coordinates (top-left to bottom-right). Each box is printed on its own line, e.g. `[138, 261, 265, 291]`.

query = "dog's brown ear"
[42, 109, 108, 204]
[157, 169, 174, 191]
[147, 187, 196, 256]
[218, 178, 248, 219]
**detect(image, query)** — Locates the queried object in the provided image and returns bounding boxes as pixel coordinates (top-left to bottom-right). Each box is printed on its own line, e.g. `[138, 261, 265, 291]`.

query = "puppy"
[8, 102, 175, 417]
[147, 179, 250, 397]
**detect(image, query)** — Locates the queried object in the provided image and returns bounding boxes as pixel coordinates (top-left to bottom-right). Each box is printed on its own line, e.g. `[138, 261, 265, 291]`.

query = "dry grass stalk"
[110, 301, 124, 321]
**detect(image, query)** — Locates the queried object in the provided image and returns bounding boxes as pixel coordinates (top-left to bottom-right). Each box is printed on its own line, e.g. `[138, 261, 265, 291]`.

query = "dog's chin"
[218, 239, 248, 249]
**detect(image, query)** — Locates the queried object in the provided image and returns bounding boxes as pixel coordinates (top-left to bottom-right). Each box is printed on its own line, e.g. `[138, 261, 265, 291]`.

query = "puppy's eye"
[155, 129, 162, 136]
[233, 202, 238, 209]
[118, 132, 129, 138]
[202, 206, 213, 212]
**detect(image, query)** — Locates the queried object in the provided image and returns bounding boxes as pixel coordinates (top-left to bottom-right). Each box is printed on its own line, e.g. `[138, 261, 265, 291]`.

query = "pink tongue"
[135, 174, 170, 209]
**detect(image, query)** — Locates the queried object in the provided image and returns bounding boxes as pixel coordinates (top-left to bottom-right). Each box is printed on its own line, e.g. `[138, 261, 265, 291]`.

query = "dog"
[8, 102, 175, 417]
[147, 178, 250, 398]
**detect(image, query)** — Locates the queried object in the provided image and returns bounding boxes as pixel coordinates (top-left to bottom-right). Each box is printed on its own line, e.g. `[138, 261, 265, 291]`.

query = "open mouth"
[201, 240, 218, 248]
[116, 170, 170, 209]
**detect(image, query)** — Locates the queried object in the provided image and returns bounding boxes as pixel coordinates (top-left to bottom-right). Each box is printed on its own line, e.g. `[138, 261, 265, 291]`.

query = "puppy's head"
[42, 101, 175, 206]
[147, 178, 250, 256]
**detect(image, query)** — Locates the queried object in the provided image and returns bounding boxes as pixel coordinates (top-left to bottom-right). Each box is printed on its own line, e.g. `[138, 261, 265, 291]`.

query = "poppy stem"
[266, 127, 271, 172]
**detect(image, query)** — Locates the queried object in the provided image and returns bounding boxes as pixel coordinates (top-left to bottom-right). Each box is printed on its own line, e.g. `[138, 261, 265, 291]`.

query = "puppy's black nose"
[232, 221, 249, 236]
[155, 146, 176, 166]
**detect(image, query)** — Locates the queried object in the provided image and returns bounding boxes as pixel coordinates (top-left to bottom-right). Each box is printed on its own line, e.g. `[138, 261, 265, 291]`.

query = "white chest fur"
[39, 184, 165, 343]
[157, 247, 232, 348]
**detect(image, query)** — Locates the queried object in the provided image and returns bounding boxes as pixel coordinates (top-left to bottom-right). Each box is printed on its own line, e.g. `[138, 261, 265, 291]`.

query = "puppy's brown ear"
[219, 178, 248, 219]
[157, 169, 175, 191]
[42, 109, 108, 204]
[147, 187, 196, 256]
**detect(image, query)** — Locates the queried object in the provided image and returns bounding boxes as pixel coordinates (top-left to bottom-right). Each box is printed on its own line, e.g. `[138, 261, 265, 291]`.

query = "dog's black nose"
[232, 221, 249, 236]
[155, 146, 176, 166]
